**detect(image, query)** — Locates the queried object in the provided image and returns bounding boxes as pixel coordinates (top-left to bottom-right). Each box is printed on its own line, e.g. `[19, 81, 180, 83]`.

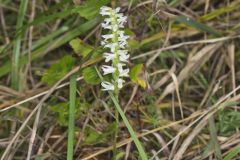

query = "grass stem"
[67, 74, 77, 160]
[11, 0, 29, 90]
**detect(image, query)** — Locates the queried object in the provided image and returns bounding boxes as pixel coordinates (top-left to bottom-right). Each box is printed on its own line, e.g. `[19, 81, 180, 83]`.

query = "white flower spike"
[100, 6, 129, 92]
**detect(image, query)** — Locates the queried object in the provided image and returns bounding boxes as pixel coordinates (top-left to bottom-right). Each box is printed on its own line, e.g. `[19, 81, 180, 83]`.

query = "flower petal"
[102, 65, 116, 75]
[117, 78, 125, 89]
[101, 81, 115, 91]
[103, 53, 115, 62]
[100, 6, 112, 16]
[118, 63, 129, 77]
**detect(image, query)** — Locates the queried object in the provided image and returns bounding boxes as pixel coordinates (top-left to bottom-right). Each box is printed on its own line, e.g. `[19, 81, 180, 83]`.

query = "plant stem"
[113, 107, 119, 160]
[67, 74, 77, 160]
[109, 92, 148, 160]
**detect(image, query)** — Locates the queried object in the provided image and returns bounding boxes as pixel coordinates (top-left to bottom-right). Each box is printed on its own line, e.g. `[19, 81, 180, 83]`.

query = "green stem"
[67, 74, 77, 160]
[109, 92, 148, 160]
[113, 108, 119, 160]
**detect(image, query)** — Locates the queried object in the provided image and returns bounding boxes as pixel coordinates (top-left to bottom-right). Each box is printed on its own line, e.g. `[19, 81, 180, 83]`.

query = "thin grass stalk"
[67, 74, 77, 160]
[113, 109, 119, 159]
[109, 92, 148, 160]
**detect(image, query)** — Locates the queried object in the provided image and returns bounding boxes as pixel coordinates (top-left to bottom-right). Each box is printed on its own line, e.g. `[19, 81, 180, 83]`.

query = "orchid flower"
[100, 6, 129, 92]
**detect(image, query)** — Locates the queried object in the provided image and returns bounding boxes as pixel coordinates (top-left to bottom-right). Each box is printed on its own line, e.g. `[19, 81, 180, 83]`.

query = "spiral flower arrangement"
[100, 6, 130, 93]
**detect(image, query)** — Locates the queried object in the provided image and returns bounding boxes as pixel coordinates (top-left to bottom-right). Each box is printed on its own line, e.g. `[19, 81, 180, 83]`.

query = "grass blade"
[109, 92, 148, 160]
[11, 0, 29, 89]
[175, 16, 221, 37]
[208, 116, 222, 159]
[67, 74, 77, 160]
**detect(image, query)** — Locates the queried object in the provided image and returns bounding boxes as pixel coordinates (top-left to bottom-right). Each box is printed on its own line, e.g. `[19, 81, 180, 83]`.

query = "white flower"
[118, 31, 129, 40]
[118, 63, 129, 77]
[101, 18, 112, 29]
[119, 68, 129, 77]
[103, 53, 116, 62]
[114, 7, 121, 13]
[101, 41, 106, 46]
[101, 81, 115, 91]
[104, 43, 118, 52]
[100, 6, 111, 16]
[117, 78, 125, 89]
[101, 23, 111, 30]
[117, 15, 127, 27]
[118, 50, 129, 62]
[119, 40, 127, 48]
[102, 34, 114, 41]
[102, 65, 116, 75]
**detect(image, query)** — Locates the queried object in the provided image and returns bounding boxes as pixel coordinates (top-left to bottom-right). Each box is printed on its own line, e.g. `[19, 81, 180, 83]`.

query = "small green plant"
[217, 109, 240, 135]
[41, 55, 75, 86]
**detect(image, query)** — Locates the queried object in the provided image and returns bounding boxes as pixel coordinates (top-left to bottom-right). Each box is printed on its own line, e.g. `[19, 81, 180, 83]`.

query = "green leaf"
[84, 127, 103, 145]
[51, 102, 70, 126]
[175, 16, 221, 37]
[51, 100, 90, 126]
[82, 66, 101, 85]
[83, 123, 115, 145]
[41, 55, 75, 86]
[69, 39, 93, 57]
[130, 64, 147, 89]
[73, 0, 109, 20]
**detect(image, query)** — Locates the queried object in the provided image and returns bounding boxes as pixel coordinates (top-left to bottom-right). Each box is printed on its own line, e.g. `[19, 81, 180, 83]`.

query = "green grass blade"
[67, 74, 77, 160]
[223, 146, 240, 160]
[175, 16, 221, 37]
[208, 117, 222, 159]
[109, 92, 148, 160]
[11, 0, 29, 89]
[200, 1, 240, 21]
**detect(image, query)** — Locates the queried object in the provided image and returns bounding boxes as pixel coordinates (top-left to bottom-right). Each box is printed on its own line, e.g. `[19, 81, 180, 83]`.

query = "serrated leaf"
[82, 66, 101, 85]
[69, 38, 93, 57]
[73, 0, 109, 20]
[41, 55, 75, 86]
[130, 64, 147, 89]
